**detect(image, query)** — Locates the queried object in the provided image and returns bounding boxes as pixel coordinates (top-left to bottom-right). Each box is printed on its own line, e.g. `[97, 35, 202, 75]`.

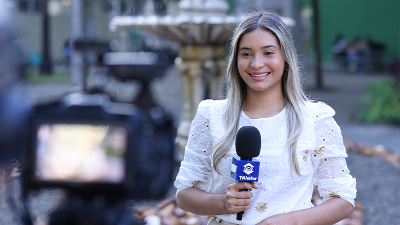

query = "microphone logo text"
[238, 175, 257, 181]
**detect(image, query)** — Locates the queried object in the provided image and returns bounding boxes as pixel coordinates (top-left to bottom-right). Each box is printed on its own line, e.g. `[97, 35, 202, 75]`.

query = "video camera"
[20, 51, 176, 225]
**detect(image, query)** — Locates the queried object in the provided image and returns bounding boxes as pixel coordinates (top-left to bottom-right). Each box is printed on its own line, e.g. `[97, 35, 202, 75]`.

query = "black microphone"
[231, 126, 261, 221]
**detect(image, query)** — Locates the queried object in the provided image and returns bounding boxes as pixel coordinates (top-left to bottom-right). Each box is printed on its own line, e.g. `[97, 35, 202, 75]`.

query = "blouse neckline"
[241, 106, 286, 121]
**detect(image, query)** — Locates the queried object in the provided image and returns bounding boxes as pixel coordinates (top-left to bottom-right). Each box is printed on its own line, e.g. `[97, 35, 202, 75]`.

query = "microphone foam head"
[235, 126, 261, 160]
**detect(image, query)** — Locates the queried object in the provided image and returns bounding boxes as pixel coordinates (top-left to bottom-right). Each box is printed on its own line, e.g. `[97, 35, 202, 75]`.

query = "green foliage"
[357, 81, 400, 126]
[25, 72, 70, 83]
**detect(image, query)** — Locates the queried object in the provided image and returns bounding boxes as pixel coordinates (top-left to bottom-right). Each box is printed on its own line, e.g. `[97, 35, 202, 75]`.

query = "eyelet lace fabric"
[174, 100, 356, 225]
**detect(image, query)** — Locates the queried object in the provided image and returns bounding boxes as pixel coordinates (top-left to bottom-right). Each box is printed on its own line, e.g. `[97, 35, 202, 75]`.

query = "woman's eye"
[264, 51, 274, 55]
[241, 52, 251, 57]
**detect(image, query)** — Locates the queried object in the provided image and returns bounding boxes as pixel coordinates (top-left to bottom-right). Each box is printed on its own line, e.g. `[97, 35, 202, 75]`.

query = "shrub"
[357, 81, 400, 126]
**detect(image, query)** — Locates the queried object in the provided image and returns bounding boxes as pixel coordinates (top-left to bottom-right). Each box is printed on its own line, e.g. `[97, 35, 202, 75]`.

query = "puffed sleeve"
[174, 100, 214, 194]
[311, 102, 357, 206]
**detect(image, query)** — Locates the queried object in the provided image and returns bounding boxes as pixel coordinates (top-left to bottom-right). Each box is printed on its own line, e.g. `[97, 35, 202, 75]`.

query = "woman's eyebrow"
[261, 45, 277, 49]
[239, 47, 252, 51]
[239, 45, 277, 51]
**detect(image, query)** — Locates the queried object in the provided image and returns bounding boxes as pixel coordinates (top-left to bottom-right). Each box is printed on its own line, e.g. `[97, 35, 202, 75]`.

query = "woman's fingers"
[229, 203, 251, 213]
[226, 182, 255, 213]
[226, 198, 252, 213]
[227, 188, 253, 200]
[250, 181, 260, 189]
[228, 181, 254, 192]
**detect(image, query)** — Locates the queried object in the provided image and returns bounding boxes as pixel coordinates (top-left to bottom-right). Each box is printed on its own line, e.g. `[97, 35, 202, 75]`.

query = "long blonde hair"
[212, 11, 308, 175]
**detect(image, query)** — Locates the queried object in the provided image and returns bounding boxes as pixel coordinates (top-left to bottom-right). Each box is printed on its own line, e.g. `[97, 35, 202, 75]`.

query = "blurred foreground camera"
[21, 52, 176, 225]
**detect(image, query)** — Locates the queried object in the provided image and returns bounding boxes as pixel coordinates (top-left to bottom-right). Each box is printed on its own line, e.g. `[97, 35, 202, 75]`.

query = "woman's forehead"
[239, 28, 280, 49]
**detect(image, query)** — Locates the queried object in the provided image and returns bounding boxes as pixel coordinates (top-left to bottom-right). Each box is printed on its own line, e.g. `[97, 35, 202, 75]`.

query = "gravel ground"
[346, 152, 400, 225]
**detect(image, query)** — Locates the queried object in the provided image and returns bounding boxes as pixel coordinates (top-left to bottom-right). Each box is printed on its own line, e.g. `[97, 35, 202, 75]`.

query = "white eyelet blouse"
[174, 99, 357, 225]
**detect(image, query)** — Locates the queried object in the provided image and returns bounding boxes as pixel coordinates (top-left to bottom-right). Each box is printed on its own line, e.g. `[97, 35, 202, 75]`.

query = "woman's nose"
[251, 55, 264, 69]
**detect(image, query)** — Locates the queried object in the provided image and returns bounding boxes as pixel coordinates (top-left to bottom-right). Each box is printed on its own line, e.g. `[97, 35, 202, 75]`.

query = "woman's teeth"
[250, 72, 270, 77]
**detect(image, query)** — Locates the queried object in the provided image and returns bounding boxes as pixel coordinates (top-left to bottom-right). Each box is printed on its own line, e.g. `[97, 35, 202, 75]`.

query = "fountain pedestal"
[175, 45, 226, 150]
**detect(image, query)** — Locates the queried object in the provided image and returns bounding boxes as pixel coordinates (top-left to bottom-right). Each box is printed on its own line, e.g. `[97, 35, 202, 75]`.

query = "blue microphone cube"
[231, 155, 260, 182]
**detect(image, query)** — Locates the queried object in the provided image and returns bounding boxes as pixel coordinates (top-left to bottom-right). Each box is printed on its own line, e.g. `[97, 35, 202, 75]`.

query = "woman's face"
[237, 28, 286, 96]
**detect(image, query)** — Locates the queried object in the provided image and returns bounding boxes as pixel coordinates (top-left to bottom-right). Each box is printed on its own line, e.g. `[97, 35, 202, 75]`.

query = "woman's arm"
[177, 188, 229, 215]
[257, 198, 353, 225]
[177, 182, 259, 215]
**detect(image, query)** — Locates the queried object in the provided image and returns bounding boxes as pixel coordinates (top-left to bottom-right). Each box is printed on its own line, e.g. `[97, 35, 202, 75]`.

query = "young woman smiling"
[174, 11, 356, 225]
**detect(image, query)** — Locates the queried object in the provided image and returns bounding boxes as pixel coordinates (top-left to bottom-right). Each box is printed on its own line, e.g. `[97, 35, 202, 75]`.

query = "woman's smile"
[248, 71, 270, 81]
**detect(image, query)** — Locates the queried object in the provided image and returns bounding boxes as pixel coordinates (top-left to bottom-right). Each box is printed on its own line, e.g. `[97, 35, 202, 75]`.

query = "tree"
[39, 0, 52, 74]
[312, 0, 323, 89]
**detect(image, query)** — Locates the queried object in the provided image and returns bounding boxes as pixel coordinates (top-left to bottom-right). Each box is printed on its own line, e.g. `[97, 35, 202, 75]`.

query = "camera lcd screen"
[35, 124, 127, 184]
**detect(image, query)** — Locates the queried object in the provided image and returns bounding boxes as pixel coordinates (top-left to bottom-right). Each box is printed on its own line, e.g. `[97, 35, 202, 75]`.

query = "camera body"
[23, 93, 175, 202]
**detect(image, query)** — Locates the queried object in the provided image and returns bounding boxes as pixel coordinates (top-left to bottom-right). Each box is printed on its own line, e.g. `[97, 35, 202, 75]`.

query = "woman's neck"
[242, 89, 285, 119]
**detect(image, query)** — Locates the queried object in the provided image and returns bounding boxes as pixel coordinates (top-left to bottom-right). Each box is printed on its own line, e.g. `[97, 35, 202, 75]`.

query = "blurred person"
[63, 38, 72, 67]
[174, 11, 357, 225]
[357, 36, 371, 73]
[332, 34, 348, 71]
[346, 37, 361, 72]
[346, 36, 372, 73]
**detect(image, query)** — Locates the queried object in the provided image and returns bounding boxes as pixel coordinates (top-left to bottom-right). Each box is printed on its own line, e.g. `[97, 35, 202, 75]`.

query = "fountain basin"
[109, 14, 295, 45]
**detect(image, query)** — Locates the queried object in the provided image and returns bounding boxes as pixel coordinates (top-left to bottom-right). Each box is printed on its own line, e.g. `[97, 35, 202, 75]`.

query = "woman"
[174, 11, 356, 225]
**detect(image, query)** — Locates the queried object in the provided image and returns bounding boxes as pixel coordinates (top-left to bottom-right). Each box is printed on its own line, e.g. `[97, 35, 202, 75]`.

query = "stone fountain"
[109, 0, 295, 151]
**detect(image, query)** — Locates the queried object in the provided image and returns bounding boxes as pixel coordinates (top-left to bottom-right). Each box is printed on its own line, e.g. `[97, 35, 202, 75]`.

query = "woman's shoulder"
[304, 100, 336, 118]
[196, 99, 226, 135]
[197, 99, 227, 112]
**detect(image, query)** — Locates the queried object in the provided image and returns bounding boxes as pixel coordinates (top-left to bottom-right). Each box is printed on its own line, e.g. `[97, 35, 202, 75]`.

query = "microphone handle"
[236, 188, 248, 220]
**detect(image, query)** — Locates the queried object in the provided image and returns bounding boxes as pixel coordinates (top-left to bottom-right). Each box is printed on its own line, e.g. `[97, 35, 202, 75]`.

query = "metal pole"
[71, 0, 85, 91]
[39, 0, 52, 74]
[312, 0, 323, 89]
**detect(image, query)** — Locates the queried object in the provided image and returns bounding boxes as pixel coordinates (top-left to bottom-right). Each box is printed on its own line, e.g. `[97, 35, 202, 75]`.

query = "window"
[33, 0, 43, 12]
[104, 0, 136, 16]
[17, 0, 43, 13]
[18, 0, 29, 12]
[103, 1, 114, 14]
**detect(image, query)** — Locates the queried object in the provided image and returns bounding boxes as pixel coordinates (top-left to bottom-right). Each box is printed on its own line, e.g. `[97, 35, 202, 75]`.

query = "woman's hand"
[225, 182, 259, 214]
